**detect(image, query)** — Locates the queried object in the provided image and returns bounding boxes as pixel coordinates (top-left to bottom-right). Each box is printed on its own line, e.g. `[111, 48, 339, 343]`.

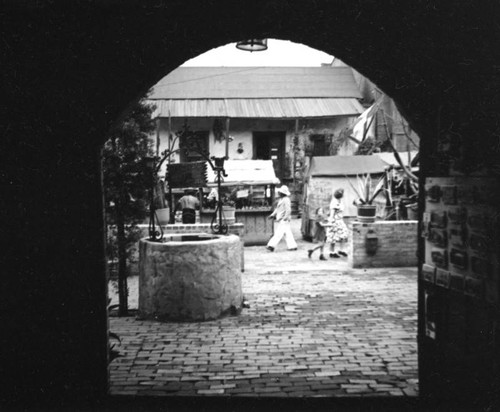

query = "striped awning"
[148, 98, 364, 119]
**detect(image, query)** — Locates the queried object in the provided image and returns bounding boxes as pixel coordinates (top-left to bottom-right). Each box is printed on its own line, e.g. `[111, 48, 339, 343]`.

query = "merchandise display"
[422, 177, 499, 304]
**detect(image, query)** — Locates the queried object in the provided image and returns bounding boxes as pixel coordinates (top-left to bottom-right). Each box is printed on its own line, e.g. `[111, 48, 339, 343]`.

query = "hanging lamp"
[235, 39, 268, 52]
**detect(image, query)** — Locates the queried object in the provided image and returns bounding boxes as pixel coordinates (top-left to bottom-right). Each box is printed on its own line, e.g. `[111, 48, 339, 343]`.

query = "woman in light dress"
[326, 188, 349, 258]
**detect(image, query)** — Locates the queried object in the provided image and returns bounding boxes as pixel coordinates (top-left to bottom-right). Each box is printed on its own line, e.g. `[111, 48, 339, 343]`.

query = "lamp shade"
[236, 39, 268, 52]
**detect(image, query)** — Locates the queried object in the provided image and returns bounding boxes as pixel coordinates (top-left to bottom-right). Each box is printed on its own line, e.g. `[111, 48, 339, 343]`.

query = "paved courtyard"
[109, 218, 418, 398]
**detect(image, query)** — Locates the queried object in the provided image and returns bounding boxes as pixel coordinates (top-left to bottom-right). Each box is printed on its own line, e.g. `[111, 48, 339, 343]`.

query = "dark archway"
[2, 1, 499, 409]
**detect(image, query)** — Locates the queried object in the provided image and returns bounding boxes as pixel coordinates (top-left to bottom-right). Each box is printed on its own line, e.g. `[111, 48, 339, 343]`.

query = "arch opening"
[106, 38, 420, 400]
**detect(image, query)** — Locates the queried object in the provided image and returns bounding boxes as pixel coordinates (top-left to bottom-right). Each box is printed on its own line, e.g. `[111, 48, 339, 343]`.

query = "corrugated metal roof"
[307, 155, 387, 177]
[149, 66, 362, 99]
[149, 98, 364, 118]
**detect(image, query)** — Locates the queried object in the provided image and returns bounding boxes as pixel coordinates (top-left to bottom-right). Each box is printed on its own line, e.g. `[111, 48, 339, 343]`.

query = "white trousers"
[267, 220, 298, 249]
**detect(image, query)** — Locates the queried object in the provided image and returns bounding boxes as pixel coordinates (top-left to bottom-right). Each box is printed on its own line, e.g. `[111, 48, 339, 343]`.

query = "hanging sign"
[167, 161, 207, 188]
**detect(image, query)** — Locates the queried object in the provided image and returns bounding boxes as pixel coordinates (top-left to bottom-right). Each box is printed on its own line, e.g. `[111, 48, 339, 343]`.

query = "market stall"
[201, 159, 280, 245]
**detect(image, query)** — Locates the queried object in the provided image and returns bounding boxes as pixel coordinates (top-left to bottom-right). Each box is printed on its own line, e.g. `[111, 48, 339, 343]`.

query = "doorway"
[253, 131, 286, 181]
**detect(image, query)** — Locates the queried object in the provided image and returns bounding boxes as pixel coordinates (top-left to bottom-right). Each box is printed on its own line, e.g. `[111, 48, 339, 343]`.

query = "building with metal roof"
[148, 66, 364, 192]
[149, 66, 362, 100]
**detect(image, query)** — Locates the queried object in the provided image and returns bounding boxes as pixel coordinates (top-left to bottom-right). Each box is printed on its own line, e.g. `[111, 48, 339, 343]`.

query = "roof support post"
[155, 118, 160, 156]
[291, 118, 300, 214]
[225, 117, 230, 158]
[168, 110, 174, 223]
[293, 118, 299, 183]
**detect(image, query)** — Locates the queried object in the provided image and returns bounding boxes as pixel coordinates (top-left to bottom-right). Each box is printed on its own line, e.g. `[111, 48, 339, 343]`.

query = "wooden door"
[253, 131, 286, 181]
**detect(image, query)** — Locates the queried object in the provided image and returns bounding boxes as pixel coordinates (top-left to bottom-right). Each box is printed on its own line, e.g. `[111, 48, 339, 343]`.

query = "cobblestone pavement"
[109, 218, 418, 398]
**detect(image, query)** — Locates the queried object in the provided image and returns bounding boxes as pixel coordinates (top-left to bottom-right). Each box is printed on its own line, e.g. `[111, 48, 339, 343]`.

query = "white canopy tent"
[205, 159, 280, 187]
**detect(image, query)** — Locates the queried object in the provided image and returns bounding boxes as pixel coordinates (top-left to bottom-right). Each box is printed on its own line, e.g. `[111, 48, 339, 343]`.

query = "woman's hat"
[277, 185, 291, 196]
[334, 188, 344, 199]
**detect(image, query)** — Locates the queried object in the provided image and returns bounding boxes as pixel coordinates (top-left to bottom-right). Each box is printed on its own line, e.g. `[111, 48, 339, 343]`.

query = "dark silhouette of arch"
[1, 1, 499, 409]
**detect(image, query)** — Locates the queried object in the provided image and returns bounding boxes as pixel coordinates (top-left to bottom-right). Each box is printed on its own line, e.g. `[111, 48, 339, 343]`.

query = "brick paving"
[109, 218, 418, 398]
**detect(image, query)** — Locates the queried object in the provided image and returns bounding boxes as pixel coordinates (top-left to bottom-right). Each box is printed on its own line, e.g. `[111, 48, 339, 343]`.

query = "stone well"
[138, 233, 243, 321]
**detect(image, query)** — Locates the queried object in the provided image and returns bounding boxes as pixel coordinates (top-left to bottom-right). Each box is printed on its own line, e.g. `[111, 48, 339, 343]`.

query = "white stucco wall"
[151, 116, 358, 176]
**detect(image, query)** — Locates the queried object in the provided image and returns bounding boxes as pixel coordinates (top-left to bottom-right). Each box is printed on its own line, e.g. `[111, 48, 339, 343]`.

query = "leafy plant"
[153, 178, 167, 209]
[108, 299, 122, 364]
[347, 173, 387, 205]
[354, 137, 383, 155]
[106, 224, 144, 275]
[222, 196, 236, 207]
[102, 99, 156, 316]
[219, 187, 236, 207]
[109, 332, 122, 363]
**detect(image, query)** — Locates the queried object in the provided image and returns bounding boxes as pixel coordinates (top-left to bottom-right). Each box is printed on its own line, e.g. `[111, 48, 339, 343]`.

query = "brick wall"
[350, 221, 418, 268]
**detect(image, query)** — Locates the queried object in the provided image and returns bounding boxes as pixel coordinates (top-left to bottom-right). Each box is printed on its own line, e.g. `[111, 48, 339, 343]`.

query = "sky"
[182, 39, 334, 67]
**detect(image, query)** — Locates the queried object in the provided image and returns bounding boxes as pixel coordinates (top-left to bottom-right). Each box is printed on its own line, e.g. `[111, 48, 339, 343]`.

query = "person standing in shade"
[266, 185, 298, 252]
[326, 188, 349, 258]
[175, 189, 200, 224]
[206, 187, 218, 209]
[307, 206, 328, 260]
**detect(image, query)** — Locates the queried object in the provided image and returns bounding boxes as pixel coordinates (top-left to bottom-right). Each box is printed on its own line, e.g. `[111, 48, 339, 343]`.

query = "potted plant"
[347, 173, 387, 222]
[389, 147, 419, 220]
[221, 196, 236, 224]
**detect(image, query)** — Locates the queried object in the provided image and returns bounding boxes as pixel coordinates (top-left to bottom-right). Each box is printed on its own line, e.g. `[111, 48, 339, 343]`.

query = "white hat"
[277, 185, 291, 196]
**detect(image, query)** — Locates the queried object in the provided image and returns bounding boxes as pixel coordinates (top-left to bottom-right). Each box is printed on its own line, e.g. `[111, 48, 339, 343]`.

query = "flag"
[352, 96, 383, 143]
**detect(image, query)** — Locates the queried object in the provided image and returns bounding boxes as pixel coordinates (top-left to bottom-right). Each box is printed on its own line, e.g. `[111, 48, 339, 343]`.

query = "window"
[253, 131, 286, 181]
[310, 134, 328, 156]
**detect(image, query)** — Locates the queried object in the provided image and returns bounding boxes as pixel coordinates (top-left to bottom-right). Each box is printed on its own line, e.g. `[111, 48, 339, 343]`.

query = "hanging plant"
[212, 118, 225, 143]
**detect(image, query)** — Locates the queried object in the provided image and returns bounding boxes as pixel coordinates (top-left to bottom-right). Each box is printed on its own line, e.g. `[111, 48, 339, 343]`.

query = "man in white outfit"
[266, 185, 298, 252]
